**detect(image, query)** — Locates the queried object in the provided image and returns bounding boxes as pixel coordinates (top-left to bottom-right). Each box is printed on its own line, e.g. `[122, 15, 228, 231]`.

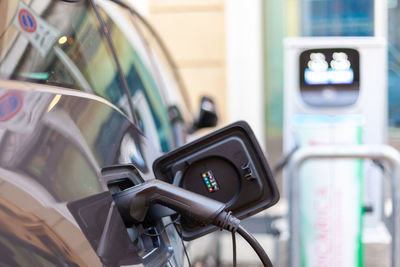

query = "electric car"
[0, 0, 218, 266]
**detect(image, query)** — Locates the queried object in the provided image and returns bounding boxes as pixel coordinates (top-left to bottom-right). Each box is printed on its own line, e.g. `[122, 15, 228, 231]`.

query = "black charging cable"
[179, 232, 192, 267]
[230, 226, 272, 267]
[237, 225, 272, 266]
[142, 215, 192, 266]
[113, 179, 273, 267]
[142, 215, 181, 237]
[172, 218, 192, 267]
[232, 231, 237, 267]
[214, 211, 273, 267]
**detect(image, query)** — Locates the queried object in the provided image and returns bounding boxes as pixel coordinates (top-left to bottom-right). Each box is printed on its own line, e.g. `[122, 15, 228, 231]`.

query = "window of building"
[300, 0, 374, 36]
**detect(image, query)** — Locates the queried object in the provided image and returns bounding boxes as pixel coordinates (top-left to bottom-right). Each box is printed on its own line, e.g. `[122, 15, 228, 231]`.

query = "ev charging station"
[283, 37, 387, 266]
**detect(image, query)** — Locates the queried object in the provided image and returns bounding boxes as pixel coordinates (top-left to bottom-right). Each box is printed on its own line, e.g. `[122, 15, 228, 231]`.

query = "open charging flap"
[153, 121, 279, 240]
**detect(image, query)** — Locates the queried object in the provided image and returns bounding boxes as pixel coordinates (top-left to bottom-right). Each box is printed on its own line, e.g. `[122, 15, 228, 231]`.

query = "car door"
[0, 0, 184, 266]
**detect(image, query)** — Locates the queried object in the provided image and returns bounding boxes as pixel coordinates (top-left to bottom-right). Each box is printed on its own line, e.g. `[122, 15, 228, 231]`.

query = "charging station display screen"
[300, 48, 359, 89]
[299, 48, 360, 107]
[305, 53, 353, 84]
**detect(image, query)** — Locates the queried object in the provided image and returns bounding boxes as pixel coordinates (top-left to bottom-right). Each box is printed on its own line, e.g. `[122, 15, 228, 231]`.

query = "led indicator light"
[202, 170, 219, 192]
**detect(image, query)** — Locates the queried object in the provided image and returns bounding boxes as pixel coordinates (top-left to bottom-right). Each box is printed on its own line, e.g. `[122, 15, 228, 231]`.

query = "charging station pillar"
[283, 37, 387, 266]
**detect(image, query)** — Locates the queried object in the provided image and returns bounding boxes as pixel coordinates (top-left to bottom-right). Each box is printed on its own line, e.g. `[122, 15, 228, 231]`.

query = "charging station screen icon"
[300, 48, 359, 90]
[202, 170, 219, 192]
[304, 52, 354, 85]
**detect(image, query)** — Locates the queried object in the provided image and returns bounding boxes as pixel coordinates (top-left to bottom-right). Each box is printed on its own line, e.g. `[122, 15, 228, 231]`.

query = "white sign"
[12, 1, 60, 57]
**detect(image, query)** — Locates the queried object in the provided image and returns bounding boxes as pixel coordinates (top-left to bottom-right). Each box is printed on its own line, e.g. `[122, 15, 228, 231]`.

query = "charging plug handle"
[113, 179, 226, 225]
[112, 179, 272, 266]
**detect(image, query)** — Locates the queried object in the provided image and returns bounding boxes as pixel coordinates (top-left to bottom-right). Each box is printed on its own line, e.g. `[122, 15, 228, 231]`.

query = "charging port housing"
[153, 121, 280, 240]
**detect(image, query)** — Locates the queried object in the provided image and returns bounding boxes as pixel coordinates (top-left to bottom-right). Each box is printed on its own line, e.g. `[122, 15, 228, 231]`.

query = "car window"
[128, 10, 194, 125]
[0, 0, 131, 116]
[96, 2, 174, 152]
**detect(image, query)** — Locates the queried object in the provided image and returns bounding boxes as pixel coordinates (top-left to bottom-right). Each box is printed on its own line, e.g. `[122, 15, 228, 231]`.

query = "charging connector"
[112, 179, 226, 226]
[112, 179, 272, 266]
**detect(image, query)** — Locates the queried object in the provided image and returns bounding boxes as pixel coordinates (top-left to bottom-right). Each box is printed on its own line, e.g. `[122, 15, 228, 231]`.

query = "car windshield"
[0, 0, 184, 151]
[0, 0, 129, 108]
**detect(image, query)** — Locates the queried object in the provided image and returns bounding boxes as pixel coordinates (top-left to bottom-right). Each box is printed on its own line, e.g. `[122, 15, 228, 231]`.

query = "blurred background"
[136, 0, 400, 187]
[127, 0, 399, 266]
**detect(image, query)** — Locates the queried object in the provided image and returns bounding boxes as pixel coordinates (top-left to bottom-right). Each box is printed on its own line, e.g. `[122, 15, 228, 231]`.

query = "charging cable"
[112, 179, 272, 266]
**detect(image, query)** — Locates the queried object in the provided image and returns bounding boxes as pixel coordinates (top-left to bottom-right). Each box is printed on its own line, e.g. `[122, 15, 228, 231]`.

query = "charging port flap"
[153, 121, 280, 240]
